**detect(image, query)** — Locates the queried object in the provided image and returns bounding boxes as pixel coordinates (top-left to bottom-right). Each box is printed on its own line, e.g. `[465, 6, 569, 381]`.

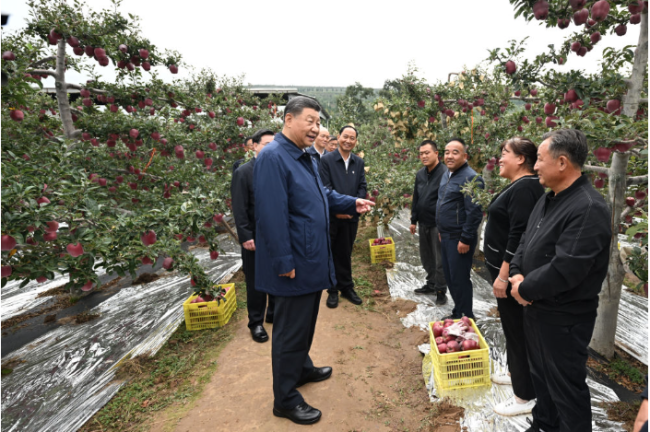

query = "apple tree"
[1, 0, 282, 298]
[494, 0, 648, 359]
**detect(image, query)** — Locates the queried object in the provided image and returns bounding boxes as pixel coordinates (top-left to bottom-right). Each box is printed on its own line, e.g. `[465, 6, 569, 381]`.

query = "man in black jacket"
[319, 125, 367, 308]
[510, 129, 611, 432]
[306, 126, 329, 165]
[232, 136, 253, 174]
[436, 138, 484, 319]
[410, 140, 448, 305]
[231, 129, 276, 343]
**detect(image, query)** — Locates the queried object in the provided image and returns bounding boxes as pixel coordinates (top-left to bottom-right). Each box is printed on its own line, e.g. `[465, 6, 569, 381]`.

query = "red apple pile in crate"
[432, 316, 480, 354]
[372, 237, 392, 246]
[189, 285, 230, 304]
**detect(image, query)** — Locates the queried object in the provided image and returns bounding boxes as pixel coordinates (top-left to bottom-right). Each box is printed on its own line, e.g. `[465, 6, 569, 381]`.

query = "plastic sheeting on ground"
[1, 234, 242, 432]
[383, 210, 647, 432]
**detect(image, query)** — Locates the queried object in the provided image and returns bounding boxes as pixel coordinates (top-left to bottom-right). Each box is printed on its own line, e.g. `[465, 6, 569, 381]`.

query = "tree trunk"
[589, 11, 647, 359]
[53, 39, 78, 139]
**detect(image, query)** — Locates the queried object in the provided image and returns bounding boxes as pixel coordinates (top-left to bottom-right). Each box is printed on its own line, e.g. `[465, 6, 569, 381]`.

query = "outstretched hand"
[356, 199, 375, 214]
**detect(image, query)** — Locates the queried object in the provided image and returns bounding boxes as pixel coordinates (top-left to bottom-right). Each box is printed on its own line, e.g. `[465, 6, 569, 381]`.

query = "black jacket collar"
[547, 174, 590, 201]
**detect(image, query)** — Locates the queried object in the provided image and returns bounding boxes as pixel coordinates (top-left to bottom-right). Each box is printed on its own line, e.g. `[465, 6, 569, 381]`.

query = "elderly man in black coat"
[231, 129, 276, 343]
[510, 129, 611, 432]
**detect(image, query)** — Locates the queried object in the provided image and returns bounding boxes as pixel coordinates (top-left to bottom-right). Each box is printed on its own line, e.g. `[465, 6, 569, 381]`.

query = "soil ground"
[145, 225, 463, 432]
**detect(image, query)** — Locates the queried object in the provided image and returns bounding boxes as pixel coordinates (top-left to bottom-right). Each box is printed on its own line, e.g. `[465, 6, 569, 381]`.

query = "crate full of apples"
[368, 237, 396, 264]
[428, 317, 491, 391]
[183, 283, 236, 331]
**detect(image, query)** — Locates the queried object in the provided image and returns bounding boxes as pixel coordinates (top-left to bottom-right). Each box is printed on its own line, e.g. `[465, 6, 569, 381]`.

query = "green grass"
[610, 358, 646, 385]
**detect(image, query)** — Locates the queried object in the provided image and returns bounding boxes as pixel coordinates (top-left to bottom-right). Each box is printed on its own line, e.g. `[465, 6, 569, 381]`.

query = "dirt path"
[149, 294, 459, 432]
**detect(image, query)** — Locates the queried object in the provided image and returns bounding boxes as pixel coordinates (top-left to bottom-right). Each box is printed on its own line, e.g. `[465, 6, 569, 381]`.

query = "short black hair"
[252, 129, 275, 145]
[329, 135, 337, 141]
[542, 129, 588, 168]
[419, 140, 438, 152]
[339, 125, 359, 137]
[284, 96, 321, 121]
[446, 137, 468, 153]
[244, 136, 252, 143]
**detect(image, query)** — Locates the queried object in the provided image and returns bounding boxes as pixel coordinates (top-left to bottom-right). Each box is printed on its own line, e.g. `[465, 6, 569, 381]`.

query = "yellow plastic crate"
[183, 284, 236, 331]
[368, 237, 396, 263]
[428, 318, 491, 391]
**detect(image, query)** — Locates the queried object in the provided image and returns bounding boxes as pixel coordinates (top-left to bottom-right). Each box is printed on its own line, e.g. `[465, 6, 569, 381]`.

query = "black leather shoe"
[435, 292, 448, 305]
[265, 315, 274, 324]
[414, 285, 436, 294]
[273, 401, 322, 425]
[341, 289, 362, 305]
[250, 325, 268, 343]
[296, 366, 333, 388]
[326, 292, 338, 308]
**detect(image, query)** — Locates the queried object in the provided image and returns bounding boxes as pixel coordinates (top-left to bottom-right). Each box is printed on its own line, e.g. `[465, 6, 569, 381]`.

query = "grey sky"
[1, 0, 640, 88]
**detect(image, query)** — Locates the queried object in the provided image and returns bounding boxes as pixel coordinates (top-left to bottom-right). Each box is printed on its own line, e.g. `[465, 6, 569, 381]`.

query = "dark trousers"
[419, 225, 447, 293]
[327, 219, 358, 294]
[241, 247, 274, 329]
[524, 308, 595, 432]
[272, 291, 322, 409]
[440, 234, 476, 318]
[487, 267, 536, 400]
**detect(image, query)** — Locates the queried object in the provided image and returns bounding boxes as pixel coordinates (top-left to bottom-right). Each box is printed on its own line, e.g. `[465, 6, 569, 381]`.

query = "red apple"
[558, 18, 571, 28]
[545, 116, 558, 127]
[631, 13, 642, 24]
[530, 89, 538, 96]
[533, 0, 550, 19]
[544, 103, 556, 115]
[629, 1, 646, 13]
[10, 110, 24, 121]
[615, 24, 628, 36]
[626, 197, 636, 207]
[67, 243, 85, 257]
[570, 0, 587, 9]
[573, 8, 589, 25]
[81, 280, 94, 291]
[37, 196, 51, 206]
[162, 257, 173, 269]
[169, 64, 178, 74]
[236, 117, 245, 126]
[213, 213, 224, 223]
[591, 0, 611, 22]
[590, 32, 602, 44]
[565, 89, 578, 103]
[1, 265, 11, 278]
[129, 128, 139, 139]
[577, 46, 588, 57]
[45, 221, 59, 233]
[1, 235, 17, 251]
[138, 48, 149, 59]
[594, 178, 605, 188]
[594, 147, 612, 162]
[571, 41, 582, 52]
[505, 60, 517, 75]
[141, 230, 157, 246]
[141, 256, 154, 265]
[43, 232, 57, 241]
[606, 99, 621, 115]
[2, 51, 16, 60]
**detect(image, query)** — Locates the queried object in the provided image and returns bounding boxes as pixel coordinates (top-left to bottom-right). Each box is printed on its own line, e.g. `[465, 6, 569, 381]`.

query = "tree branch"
[627, 175, 648, 186]
[29, 56, 56, 68]
[27, 69, 57, 78]
[583, 164, 610, 175]
[219, 219, 239, 243]
[66, 82, 108, 94]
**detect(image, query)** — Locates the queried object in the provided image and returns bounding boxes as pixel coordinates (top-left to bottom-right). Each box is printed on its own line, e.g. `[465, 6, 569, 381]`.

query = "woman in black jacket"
[484, 137, 544, 417]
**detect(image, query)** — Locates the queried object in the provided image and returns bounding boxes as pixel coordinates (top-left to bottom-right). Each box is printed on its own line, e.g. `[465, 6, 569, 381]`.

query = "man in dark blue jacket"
[436, 138, 484, 320]
[306, 126, 329, 165]
[231, 128, 276, 343]
[254, 97, 374, 425]
[319, 125, 367, 308]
